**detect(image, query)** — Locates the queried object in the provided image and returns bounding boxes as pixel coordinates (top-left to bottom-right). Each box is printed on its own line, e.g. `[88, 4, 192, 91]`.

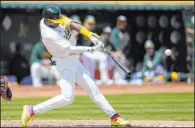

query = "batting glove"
[90, 35, 104, 47]
[93, 43, 104, 51]
[87, 44, 104, 52]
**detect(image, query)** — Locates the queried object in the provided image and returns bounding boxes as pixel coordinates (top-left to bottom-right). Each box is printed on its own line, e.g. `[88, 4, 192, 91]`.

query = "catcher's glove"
[1, 76, 12, 101]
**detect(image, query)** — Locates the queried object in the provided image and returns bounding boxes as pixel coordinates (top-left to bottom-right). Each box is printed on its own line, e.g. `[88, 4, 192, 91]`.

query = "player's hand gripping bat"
[103, 48, 132, 76]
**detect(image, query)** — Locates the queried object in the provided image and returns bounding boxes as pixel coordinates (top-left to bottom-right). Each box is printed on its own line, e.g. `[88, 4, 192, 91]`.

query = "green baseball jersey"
[111, 27, 121, 51]
[185, 16, 194, 72]
[143, 51, 163, 73]
[30, 41, 51, 64]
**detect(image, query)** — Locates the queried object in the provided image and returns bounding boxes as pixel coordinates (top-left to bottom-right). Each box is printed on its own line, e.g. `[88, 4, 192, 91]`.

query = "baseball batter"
[21, 5, 131, 127]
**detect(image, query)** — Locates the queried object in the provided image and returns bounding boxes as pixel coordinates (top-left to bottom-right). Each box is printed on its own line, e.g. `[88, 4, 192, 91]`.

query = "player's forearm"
[68, 46, 93, 53]
[70, 21, 83, 33]
[71, 22, 92, 39]
[70, 22, 100, 44]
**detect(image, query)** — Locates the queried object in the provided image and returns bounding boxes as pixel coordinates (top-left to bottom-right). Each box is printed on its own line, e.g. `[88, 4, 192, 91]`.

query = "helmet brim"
[48, 15, 65, 23]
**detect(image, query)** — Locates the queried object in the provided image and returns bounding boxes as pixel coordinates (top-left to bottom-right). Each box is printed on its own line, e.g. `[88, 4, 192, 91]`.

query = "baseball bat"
[104, 49, 132, 76]
[90, 36, 131, 76]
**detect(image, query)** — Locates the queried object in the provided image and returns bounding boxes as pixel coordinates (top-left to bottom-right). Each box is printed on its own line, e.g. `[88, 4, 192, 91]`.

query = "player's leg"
[33, 71, 75, 114]
[75, 61, 131, 126]
[21, 67, 75, 127]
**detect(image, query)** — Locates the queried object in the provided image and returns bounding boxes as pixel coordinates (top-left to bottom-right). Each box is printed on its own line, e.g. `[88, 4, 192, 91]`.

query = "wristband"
[80, 27, 100, 39]
[80, 27, 91, 39]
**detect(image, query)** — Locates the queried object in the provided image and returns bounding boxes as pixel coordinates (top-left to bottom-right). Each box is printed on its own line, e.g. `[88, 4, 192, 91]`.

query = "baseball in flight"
[165, 49, 172, 56]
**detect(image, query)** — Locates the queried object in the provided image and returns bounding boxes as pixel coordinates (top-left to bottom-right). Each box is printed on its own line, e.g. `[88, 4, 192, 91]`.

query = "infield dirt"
[1, 120, 194, 127]
[9, 82, 194, 98]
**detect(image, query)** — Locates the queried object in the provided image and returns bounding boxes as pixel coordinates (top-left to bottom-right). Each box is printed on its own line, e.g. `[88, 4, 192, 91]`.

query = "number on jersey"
[64, 29, 72, 40]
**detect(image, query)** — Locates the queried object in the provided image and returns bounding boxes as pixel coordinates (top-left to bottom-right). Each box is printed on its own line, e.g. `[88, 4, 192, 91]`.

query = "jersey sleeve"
[63, 16, 73, 30]
[152, 51, 163, 69]
[30, 43, 42, 64]
[44, 34, 70, 50]
[142, 54, 148, 73]
[44, 34, 93, 54]
[111, 28, 120, 51]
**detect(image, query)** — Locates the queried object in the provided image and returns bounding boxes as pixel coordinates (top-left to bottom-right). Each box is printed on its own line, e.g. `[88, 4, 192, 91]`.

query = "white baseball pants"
[30, 62, 55, 87]
[33, 55, 117, 117]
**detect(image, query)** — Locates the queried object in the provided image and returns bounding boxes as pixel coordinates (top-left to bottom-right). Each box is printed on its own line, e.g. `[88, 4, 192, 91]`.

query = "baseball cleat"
[111, 117, 131, 126]
[21, 105, 34, 127]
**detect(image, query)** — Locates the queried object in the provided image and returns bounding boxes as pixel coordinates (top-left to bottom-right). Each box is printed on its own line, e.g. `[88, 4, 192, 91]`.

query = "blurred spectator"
[111, 15, 130, 51]
[9, 43, 30, 83]
[82, 15, 96, 46]
[79, 15, 97, 79]
[164, 15, 195, 83]
[73, 15, 95, 47]
[30, 41, 56, 87]
[79, 15, 128, 85]
[70, 15, 82, 38]
[84, 15, 96, 31]
[100, 26, 116, 51]
[166, 71, 187, 83]
[101, 26, 127, 85]
[142, 40, 167, 83]
[71, 15, 82, 24]
[186, 15, 194, 73]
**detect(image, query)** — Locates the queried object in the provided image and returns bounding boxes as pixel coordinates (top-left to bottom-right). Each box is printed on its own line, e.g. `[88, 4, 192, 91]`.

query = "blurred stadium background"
[0, 1, 194, 86]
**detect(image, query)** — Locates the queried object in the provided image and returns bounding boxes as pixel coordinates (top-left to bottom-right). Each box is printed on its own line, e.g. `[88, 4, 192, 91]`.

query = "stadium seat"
[20, 75, 33, 86]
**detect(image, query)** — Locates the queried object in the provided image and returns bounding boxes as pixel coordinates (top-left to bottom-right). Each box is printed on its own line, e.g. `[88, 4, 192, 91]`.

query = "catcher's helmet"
[42, 5, 65, 23]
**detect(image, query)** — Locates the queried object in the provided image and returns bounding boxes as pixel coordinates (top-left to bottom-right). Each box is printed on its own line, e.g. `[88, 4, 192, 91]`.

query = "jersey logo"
[64, 29, 72, 40]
